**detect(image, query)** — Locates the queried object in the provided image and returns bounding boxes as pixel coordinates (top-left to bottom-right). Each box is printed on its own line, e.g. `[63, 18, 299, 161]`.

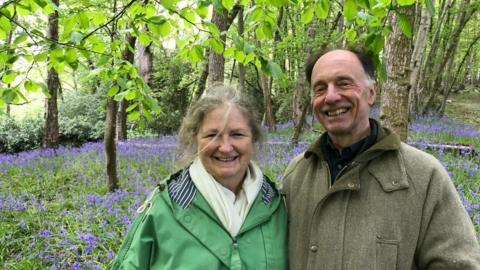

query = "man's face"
[310, 50, 376, 147]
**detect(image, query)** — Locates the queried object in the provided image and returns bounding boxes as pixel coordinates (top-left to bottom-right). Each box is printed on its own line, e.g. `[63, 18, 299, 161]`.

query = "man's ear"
[368, 82, 376, 106]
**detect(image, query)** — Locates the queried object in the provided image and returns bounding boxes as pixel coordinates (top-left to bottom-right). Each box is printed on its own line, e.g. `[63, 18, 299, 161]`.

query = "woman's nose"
[218, 136, 233, 152]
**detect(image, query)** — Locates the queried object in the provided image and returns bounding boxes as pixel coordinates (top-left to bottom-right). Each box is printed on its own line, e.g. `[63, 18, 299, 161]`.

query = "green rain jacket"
[112, 168, 287, 270]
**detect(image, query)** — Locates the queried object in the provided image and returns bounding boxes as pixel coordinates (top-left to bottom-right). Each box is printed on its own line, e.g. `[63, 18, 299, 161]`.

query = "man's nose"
[324, 85, 341, 103]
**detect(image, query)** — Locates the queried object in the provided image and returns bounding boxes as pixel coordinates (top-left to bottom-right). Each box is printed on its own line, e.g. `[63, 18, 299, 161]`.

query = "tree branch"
[81, 0, 137, 42]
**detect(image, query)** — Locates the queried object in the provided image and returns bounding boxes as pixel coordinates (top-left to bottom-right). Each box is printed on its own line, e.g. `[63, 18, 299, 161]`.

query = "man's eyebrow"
[312, 80, 326, 88]
[336, 75, 354, 81]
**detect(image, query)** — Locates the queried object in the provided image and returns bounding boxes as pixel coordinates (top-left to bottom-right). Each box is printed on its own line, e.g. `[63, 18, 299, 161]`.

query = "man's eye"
[338, 81, 352, 88]
[314, 86, 326, 94]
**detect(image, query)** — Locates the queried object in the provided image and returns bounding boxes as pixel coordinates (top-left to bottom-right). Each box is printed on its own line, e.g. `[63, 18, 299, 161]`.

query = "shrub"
[0, 115, 43, 153]
[58, 92, 105, 146]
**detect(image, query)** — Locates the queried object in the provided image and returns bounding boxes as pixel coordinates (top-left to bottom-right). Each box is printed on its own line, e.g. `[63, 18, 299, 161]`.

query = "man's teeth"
[326, 108, 347, 116]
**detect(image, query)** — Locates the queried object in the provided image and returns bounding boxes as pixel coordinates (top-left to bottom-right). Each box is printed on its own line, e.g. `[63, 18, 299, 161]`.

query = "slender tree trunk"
[139, 42, 153, 87]
[43, 0, 60, 149]
[380, 6, 415, 142]
[430, 0, 476, 115]
[439, 32, 480, 114]
[105, 0, 119, 192]
[417, 0, 451, 113]
[138, 0, 153, 88]
[260, 73, 275, 131]
[291, 20, 317, 144]
[409, 6, 431, 114]
[5, 8, 15, 117]
[237, 8, 246, 92]
[116, 33, 136, 141]
[194, 53, 209, 102]
[207, 5, 241, 87]
[105, 97, 118, 191]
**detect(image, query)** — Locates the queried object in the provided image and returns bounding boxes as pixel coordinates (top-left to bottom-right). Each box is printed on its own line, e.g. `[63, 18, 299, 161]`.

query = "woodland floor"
[445, 89, 480, 131]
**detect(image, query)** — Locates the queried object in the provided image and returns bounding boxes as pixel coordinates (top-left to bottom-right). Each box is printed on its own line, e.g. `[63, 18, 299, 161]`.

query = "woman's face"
[196, 104, 254, 192]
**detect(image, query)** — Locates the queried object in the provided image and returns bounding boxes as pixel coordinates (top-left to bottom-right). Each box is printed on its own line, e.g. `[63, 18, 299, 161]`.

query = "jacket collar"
[161, 168, 281, 267]
[305, 119, 408, 192]
[167, 168, 277, 209]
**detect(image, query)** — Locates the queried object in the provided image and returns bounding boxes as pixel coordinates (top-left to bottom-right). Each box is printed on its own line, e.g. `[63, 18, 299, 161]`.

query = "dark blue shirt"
[321, 119, 378, 184]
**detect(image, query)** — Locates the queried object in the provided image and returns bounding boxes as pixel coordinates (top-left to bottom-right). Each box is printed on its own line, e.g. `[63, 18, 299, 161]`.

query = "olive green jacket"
[112, 169, 287, 270]
[282, 123, 480, 270]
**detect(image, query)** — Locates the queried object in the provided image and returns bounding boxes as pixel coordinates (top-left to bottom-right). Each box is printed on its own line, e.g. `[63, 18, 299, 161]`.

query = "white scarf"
[189, 157, 263, 237]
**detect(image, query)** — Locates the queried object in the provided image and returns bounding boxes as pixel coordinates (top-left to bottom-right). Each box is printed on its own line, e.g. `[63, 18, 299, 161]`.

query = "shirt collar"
[305, 118, 379, 159]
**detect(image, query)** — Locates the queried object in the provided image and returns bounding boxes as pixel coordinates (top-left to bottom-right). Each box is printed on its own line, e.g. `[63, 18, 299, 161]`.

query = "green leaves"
[315, 0, 329, 20]
[148, 16, 171, 37]
[397, 12, 412, 38]
[397, 0, 416, 6]
[0, 15, 12, 32]
[221, 0, 235, 11]
[24, 80, 42, 92]
[160, 0, 178, 10]
[343, 0, 357, 21]
[301, 7, 314, 24]
[0, 15, 11, 39]
[1, 70, 16, 84]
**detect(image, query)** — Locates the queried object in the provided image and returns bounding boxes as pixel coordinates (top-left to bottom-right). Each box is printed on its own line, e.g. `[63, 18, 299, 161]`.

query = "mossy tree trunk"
[43, 0, 60, 149]
[380, 6, 415, 142]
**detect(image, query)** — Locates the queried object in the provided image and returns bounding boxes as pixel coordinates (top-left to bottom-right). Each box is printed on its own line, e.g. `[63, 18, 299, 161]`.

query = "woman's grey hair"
[176, 84, 263, 168]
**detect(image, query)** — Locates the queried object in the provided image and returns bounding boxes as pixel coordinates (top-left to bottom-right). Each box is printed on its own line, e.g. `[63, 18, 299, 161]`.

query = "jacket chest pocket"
[376, 237, 398, 270]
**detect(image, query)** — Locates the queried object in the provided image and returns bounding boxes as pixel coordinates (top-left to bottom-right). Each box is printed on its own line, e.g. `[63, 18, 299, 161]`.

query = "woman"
[112, 84, 287, 269]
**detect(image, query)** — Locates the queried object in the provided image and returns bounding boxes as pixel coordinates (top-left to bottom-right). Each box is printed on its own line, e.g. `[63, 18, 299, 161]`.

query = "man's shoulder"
[398, 142, 442, 167]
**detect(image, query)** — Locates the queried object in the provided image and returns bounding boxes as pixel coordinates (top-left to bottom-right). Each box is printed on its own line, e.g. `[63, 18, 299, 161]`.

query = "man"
[282, 48, 480, 269]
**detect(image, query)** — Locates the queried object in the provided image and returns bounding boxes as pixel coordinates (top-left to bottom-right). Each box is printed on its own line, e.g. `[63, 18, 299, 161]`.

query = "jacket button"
[184, 214, 192, 223]
[392, 180, 398, 186]
[347, 182, 355, 188]
[310, 245, 318, 252]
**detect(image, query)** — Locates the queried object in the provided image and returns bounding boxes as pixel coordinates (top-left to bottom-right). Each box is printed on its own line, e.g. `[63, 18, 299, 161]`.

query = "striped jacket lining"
[168, 169, 277, 209]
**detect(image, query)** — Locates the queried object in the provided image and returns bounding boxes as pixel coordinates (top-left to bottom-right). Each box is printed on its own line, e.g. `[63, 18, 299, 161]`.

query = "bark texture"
[380, 7, 415, 142]
[206, 5, 240, 87]
[409, 6, 431, 113]
[43, 0, 60, 149]
[116, 33, 136, 141]
[104, 97, 118, 191]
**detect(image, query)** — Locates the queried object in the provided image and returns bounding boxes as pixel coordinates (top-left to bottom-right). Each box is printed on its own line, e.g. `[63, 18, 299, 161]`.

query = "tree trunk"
[105, 97, 118, 191]
[139, 41, 153, 87]
[5, 8, 15, 117]
[417, 0, 451, 113]
[260, 73, 275, 131]
[438, 32, 480, 114]
[291, 20, 317, 144]
[409, 6, 431, 114]
[105, 0, 119, 192]
[430, 0, 475, 115]
[43, 0, 60, 149]
[116, 33, 136, 141]
[206, 5, 241, 87]
[380, 6, 415, 142]
[237, 8, 246, 92]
